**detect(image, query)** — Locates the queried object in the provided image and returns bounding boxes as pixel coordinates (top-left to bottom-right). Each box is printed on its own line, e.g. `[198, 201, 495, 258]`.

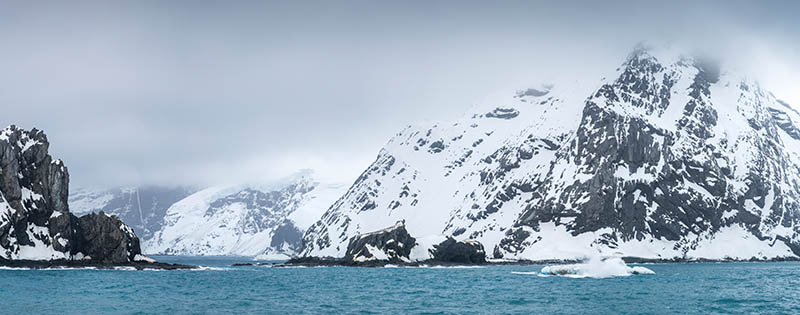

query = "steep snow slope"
[302, 44, 800, 261]
[69, 186, 196, 240]
[145, 171, 347, 257]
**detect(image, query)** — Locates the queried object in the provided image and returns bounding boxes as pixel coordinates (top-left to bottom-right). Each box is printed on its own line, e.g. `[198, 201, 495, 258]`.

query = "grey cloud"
[0, 0, 797, 187]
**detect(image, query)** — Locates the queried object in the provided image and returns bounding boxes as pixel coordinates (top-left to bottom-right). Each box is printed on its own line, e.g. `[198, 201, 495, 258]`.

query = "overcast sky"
[1, 1, 798, 188]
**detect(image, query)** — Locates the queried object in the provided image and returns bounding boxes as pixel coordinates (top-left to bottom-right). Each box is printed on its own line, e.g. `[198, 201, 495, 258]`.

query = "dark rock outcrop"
[431, 238, 486, 264]
[0, 126, 153, 265]
[344, 221, 415, 263]
[75, 212, 142, 264]
[485, 107, 520, 119]
[270, 221, 303, 250]
[292, 222, 490, 266]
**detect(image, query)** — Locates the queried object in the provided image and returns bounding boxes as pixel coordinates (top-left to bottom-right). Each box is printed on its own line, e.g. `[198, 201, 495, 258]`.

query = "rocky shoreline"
[250, 255, 800, 268]
[264, 221, 800, 268]
[0, 258, 196, 270]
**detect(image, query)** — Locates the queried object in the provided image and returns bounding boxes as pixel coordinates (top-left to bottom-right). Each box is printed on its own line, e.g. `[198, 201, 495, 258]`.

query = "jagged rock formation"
[301, 44, 800, 262]
[73, 212, 143, 263]
[344, 221, 416, 263]
[0, 126, 144, 263]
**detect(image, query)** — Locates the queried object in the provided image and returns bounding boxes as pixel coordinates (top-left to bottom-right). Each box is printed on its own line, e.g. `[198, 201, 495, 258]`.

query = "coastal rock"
[344, 221, 415, 263]
[76, 212, 141, 263]
[431, 238, 486, 264]
[0, 125, 144, 264]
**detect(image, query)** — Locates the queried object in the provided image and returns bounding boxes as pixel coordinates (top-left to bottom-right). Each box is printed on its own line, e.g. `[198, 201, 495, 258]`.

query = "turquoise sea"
[1, 256, 798, 314]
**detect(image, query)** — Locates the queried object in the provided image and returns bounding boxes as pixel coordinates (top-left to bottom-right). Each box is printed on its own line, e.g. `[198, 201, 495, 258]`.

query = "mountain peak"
[301, 46, 800, 261]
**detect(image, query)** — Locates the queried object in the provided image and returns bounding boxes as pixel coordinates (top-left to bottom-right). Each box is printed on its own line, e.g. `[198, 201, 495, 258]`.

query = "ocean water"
[1, 256, 799, 314]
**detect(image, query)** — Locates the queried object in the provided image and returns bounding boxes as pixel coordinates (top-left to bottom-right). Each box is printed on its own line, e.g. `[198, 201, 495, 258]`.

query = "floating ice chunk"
[630, 266, 655, 275]
[538, 256, 654, 278]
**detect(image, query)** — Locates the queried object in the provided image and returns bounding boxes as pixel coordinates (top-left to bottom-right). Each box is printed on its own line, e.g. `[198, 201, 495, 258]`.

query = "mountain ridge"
[300, 44, 800, 261]
[71, 170, 348, 257]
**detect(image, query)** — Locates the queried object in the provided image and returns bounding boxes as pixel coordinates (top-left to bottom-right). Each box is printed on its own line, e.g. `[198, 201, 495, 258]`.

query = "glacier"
[143, 170, 347, 257]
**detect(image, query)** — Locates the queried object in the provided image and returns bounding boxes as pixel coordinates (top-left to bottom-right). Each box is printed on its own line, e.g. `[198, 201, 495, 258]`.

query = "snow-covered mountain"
[145, 171, 347, 257]
[301, 44, 800, 261]
[0, 126, 144, 263]
[69, 186, 196, 241]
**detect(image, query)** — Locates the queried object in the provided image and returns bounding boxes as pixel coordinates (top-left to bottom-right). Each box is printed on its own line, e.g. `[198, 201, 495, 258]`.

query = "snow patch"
[133, 254, 156, 263]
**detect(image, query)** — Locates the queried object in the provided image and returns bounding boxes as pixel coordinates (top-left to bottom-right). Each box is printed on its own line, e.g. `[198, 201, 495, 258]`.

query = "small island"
[0, 126, 193, 270]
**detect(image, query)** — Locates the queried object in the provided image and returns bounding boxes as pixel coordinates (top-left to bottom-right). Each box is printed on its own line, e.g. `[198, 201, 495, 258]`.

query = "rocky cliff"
[0, 125, 145, 264]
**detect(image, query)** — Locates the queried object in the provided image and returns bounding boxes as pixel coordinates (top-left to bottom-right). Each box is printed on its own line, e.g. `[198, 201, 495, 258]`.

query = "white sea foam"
[0, 266, 101, 271]
[191, 266, 229, 271]
[510, 271, 538, 275]
[113, 266, 137, 271]
[0, 266, 33, 270]
[418, 265, 485, 269]
[537, 256, 654, 278]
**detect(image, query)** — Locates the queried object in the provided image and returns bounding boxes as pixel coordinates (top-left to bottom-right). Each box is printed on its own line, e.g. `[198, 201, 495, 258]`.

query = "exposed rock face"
[344, 221, 416, 263]
[0, 125, 142, 263]
[485, 107, 520, 119]
[76, 212, 141, 263]
[270, 221, 303, 250]
[431, 238, 486, 264]
[302, 44, 800, 262]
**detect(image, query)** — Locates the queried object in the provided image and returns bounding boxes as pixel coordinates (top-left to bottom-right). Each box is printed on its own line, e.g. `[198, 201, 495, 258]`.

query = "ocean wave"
[417, 265, 485, 269]
[0, 266, 105, 271]
[189, 266, 230, 271]
[538, 257, 655, 278]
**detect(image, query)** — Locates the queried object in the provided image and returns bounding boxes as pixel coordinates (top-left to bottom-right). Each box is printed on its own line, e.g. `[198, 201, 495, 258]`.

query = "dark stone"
[75, 212, 141, 264]
[429, 140, 445, 153]
[485, 107, 520, 119]
[768, 108, 800, 140]
[430, 237, 486, 264]
[270, 221, 303, 251]
[516, 88, 550, 98]
[344, 221, 415, 263]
